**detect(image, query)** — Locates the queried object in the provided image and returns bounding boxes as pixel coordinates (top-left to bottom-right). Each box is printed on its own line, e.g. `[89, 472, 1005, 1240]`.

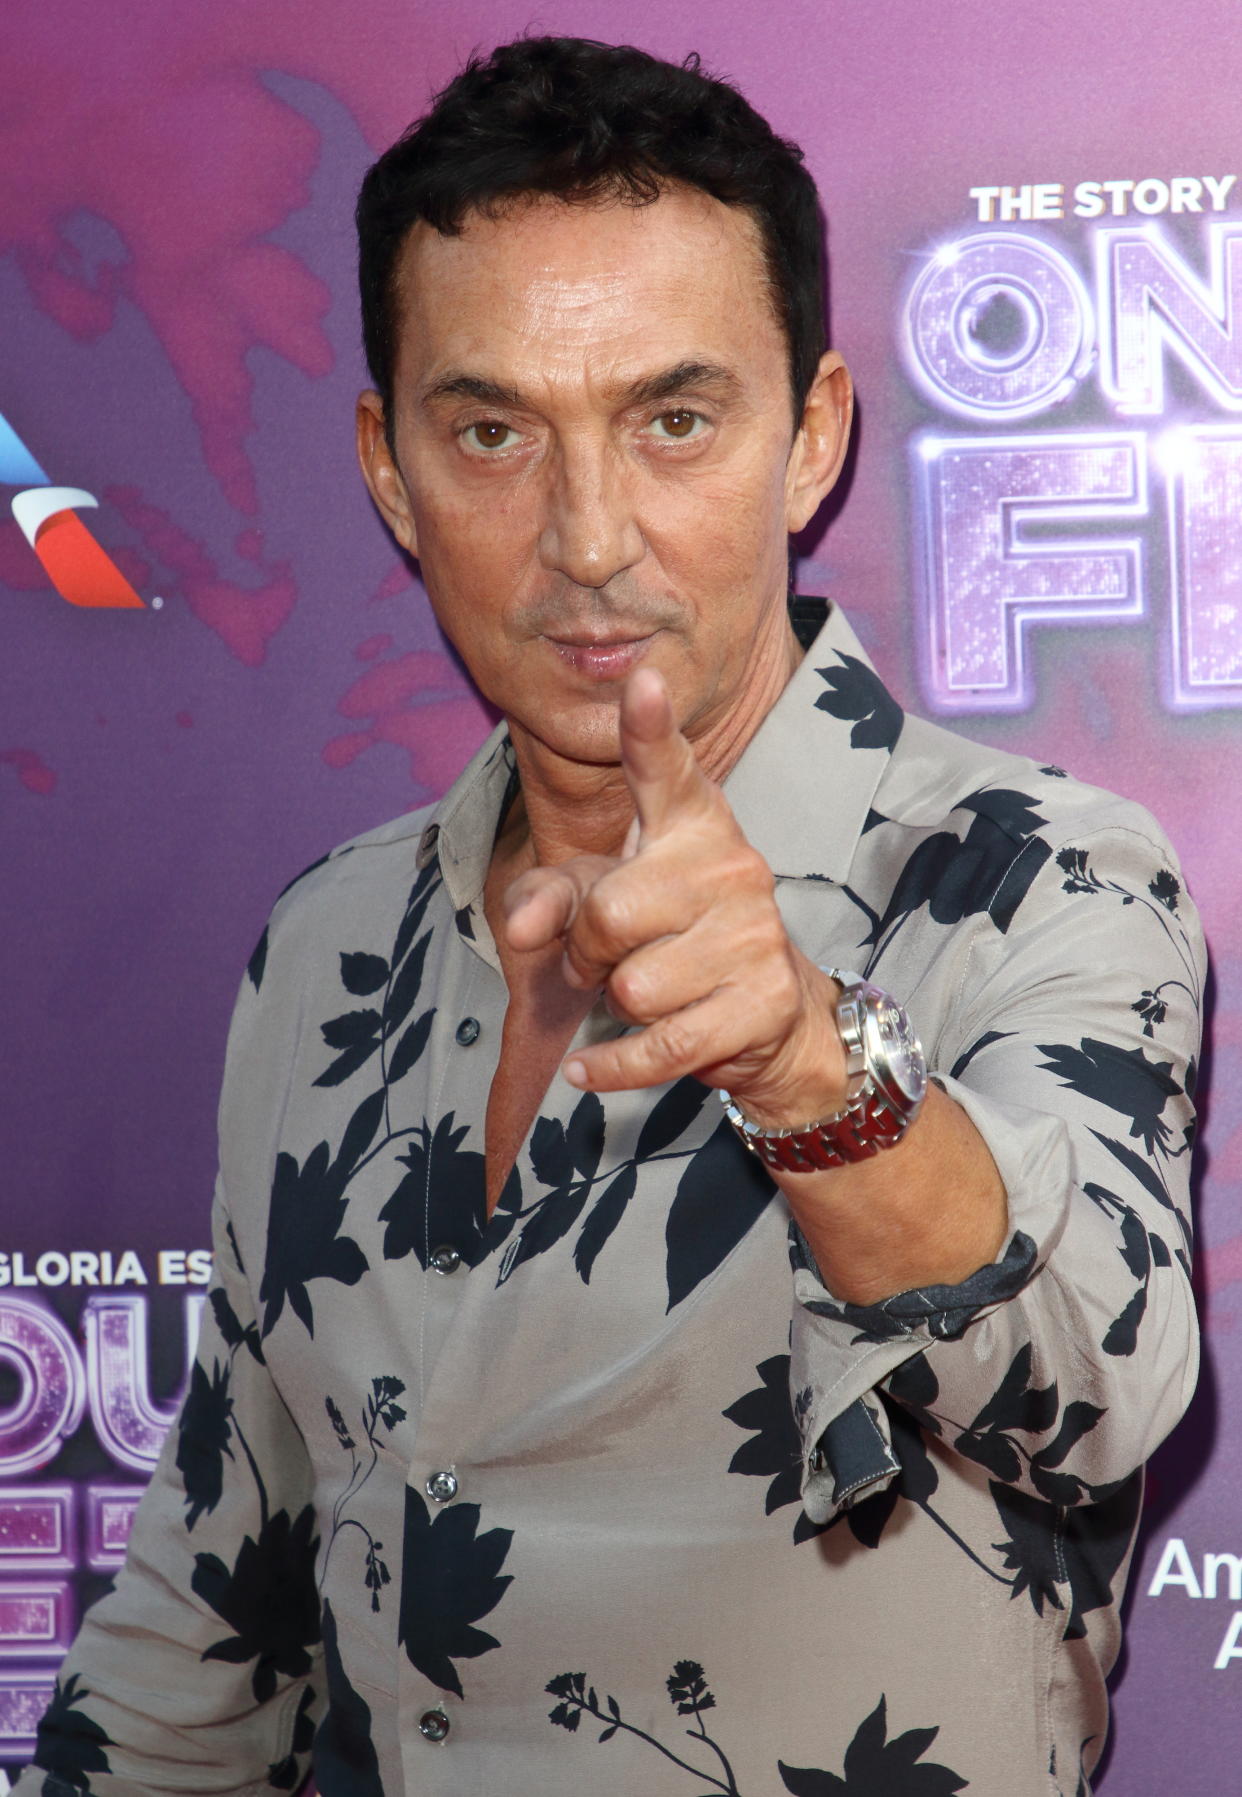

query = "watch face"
[872, 993, 928, 1108]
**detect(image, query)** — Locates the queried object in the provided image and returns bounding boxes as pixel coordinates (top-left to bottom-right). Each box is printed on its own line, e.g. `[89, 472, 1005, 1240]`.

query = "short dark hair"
[356, 36, 826, 427]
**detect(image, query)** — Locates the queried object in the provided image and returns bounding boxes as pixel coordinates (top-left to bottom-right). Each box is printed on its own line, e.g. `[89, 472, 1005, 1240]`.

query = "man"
[22, 36, 1202, 1797]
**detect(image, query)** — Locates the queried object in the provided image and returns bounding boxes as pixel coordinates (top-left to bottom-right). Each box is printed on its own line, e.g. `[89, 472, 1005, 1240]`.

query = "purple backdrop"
[4, 1, 1241, 1785]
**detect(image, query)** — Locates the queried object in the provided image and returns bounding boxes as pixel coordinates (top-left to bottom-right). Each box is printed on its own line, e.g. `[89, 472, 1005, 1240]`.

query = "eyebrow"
[419, 359, 744, 412]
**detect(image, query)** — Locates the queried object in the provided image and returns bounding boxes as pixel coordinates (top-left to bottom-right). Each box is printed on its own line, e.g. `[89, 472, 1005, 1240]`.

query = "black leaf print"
[530, 1115, 575, 1187]
[226, 1218, 247, 1276]
[873, 788, 1050, 946]
[955, 1427, 1022, 1484]
[1061, 1473, 1143, 1639]
[397, 1489, 514, 1698]
[246, 925, 269, 991]
[1037, 1037, 1182, 1155]
[1055, 846, 1093, 894]
[779, 1693, 967, 1794]
[546, 1662, 741, 1788]
[176, 1359, 234, 1530]
[635, 1076, 712, 1160]
[1131, 990, 1167, 1037]
[383, 927, 433, 1038]
[380, 1112, 486, 1269]
[326, 1395, 355, 1452]
[547, 1670, 586, 1733]
[315, 1008, 384, 1088]
[1089, 1129, 1177, 1214]
[1040, 764, 1068, 777]
[1101, 1284, 1148, 1360]
[530, 1092, 606, 1188]
[336, 1088, 387, 1183]
[565, 1089, 607, 1177]
[1148, 868, 1180, 912]
[266, 1684, 316, 1790]
[192, 1505, 321, 1704]
[667, 1659, 716, 1717]
[1030, 1401, 1106, 1473]
[370, 1374, 407, 1431]
[364, 1538, 392, 1611]
[339, 951, 390, 996]
[722, 1355, 805, 1520]
[965, 1343, 1058, 1439]
[948, 1029, 1012, 1081]
[989, 1482, 1064, 1617]
[665, 1117, 774, 1310]
[574, 1162, 638, 1284]
[387, 1007, 436, 1085]
[259, 1143, 369, 1338]
[953, 1343, 1058, 1484]
[32, 1673, 113, 1791]
[455, 902, 476, 941]
[497, 1182, 593, 1284]
[209, 1285, 264, 1364]
[814, 654, 904, 752]
[1112, 1204, 1152, 1282]
[315, 1600, 385, 1797]
[885, 1352, 942, 1437]
[392, 860, 441, 966]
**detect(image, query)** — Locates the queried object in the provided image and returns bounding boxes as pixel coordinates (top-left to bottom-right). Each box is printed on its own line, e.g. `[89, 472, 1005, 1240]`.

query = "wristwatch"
[719, 970, 927, 1173]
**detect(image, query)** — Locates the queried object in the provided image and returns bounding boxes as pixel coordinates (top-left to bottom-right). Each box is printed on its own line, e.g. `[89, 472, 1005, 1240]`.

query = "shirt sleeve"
[13, 1175, 323, 1797]
[789, 816, 1204, 1523]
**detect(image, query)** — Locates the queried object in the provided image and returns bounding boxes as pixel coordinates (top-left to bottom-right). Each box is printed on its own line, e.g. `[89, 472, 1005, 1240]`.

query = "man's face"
[359, 184, 849, 769]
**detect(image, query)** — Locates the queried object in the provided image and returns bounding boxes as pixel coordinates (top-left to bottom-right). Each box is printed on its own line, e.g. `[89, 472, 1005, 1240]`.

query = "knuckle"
[582, 884, 629, 956]
[652, 1015, 697, 1070]
[607, 964, 644, 1016]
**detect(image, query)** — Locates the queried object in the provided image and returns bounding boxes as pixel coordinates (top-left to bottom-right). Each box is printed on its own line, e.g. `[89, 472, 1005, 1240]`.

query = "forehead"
[391, 185, 784, 395]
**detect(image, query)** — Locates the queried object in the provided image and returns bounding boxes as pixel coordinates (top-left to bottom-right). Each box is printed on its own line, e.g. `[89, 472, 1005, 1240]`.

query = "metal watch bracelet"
[719, 970, 927, 1174]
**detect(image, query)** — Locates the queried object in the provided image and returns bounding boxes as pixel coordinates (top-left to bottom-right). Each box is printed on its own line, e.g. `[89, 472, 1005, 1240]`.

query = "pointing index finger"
[620, 665, 711, 840]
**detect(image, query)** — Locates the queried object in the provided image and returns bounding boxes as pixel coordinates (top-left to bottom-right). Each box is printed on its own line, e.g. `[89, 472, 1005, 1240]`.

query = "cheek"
[645, 454, 790, 584]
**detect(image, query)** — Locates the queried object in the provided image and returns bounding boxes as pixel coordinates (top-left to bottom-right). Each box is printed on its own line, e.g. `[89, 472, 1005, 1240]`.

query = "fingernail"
[563, 1058, 588, 1087]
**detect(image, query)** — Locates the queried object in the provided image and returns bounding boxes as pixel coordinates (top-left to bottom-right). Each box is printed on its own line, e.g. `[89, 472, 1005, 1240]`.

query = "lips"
[546, 632, 657, 680]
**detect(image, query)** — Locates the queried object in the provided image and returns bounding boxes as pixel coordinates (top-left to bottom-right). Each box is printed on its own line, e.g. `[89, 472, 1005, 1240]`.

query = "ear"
[356, 391, 419, 556]
[784, 351, 854, 534]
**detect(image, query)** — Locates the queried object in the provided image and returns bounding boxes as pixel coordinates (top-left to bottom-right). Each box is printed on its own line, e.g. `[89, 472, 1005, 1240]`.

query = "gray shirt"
[21, 604, 1204, 1797]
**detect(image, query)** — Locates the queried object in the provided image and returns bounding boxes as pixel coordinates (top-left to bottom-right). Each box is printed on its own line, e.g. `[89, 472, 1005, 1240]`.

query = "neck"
[499, 610, 804, 874]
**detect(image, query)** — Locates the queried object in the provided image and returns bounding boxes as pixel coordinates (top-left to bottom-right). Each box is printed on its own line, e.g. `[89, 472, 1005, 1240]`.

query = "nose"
[537, 438, 645, 589]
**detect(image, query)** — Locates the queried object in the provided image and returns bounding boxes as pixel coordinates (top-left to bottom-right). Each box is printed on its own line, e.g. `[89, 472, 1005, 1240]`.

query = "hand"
[502, 666, 847, 1121]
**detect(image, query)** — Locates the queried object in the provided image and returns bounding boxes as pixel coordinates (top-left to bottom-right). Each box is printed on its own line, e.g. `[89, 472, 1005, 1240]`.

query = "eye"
[648, 408, 705, 441]
[463, 419, 519, 451]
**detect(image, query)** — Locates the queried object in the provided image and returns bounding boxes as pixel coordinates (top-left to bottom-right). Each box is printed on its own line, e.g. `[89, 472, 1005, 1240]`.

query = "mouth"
[545, 632, 658, 680]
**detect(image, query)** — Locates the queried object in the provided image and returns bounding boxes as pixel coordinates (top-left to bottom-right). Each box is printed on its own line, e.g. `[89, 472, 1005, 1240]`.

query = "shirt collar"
[424, 601, 902, 901]
[722, 601, 903, 885]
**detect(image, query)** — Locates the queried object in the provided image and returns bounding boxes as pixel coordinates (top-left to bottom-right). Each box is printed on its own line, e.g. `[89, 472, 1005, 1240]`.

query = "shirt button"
[455, 1016, 481, 1047]
[429, 1244, 462, 1276]
[419, 1708, 450, 1743]
[426, 1468, 459, 1504]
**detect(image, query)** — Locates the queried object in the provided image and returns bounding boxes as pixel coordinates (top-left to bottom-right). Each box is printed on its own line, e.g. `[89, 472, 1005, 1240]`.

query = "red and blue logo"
[1, 410, 144, 608]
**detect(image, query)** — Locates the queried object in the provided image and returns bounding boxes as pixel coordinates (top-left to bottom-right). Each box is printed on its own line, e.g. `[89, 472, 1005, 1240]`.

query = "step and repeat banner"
[3, 0, 1241, 1788]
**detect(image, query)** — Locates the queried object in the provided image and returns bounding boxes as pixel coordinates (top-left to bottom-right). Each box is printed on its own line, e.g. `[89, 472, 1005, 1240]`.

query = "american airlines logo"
[1, 409, 144, 609]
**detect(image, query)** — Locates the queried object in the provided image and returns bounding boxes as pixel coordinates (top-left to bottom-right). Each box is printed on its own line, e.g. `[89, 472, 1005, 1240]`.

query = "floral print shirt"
[21, 603, 1204, 1797]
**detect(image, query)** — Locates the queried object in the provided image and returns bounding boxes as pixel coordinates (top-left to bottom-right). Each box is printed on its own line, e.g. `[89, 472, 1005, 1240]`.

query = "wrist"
[721, 970, 927, 1174]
